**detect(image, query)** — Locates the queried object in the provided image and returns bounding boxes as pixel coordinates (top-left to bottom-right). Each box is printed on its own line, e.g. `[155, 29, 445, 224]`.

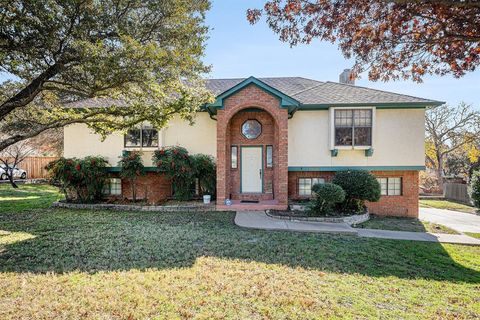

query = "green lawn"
[419, 199, 478, 214]
[0, 185, 479, 319]
[0, 184, 63, 212]
[355, 215, 460, 234]
[466, 233, 480, 239]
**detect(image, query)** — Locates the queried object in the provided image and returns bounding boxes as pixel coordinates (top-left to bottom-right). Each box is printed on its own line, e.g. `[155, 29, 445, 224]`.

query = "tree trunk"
[7, 174, 18, 188]
[436, 152, 444, 193]
[131, 178, 136, 202]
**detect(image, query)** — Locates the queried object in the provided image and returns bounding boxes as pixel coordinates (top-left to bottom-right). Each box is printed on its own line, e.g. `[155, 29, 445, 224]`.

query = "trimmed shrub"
[191, 154, 216, 196]
[332, 170, 381, 213]
[46, 156, 108, 203]
[469, 170, 480, 209]
[118, 151, 145, 202]
[309, 183, 346, 216]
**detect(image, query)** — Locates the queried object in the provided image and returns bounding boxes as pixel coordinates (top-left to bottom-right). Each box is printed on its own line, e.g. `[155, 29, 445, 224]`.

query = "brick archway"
[216, 84, 288, 210]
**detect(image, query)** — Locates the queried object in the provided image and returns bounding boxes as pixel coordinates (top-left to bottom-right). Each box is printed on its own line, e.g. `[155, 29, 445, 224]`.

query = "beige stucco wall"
[288, 108, 425, 167]
[64, 112, 217, 166]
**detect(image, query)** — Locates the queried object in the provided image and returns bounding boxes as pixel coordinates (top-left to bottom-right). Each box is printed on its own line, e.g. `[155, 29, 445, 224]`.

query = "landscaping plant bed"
[266, 209, 370, 225]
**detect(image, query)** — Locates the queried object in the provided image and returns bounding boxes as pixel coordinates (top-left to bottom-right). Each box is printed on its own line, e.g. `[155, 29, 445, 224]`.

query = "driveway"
[419, 207, 480, 233]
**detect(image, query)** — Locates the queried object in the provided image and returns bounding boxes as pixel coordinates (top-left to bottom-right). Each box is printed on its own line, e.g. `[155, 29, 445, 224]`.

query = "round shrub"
[309, 183, 346, 216]
[46, 156, 108, 203]
[332, 170, 381, 213]
[469, 170, 480, 209]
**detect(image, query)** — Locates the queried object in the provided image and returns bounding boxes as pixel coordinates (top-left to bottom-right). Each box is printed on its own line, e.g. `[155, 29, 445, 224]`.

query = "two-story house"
[64, 75, 442, 217]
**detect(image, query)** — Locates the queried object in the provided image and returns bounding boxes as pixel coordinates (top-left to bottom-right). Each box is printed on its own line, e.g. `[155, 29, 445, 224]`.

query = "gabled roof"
[206, 76, 443, 110]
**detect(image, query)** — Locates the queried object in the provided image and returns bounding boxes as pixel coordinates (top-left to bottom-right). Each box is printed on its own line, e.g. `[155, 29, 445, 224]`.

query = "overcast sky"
[1, 0, 478, 109]
[204, 0, 479, 109]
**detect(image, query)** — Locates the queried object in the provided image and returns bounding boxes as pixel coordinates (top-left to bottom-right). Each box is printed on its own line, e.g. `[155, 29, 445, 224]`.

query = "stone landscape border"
[266, 210, 370, 225]
[52, 201, 219, 212]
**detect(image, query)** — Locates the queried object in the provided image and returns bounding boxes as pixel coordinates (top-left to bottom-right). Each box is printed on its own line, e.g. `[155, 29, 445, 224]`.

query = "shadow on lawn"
[0, 210, 479, 283]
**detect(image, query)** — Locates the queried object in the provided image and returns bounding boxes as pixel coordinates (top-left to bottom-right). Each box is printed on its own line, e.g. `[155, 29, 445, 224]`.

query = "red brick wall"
[216, 84, 289, 207]
[366, 171, 419, 218]
[228, 110, 275, 201]
[288, 170, 420, 217]
[121, 172, 172, 204]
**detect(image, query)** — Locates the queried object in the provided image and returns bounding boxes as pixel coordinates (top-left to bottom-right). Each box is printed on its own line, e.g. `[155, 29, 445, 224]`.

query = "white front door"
[241, 147, 263, 193]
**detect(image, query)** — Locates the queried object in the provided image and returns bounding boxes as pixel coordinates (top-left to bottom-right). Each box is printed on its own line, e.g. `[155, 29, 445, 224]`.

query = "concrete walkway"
[419, 207, 480, 233]
[235, 211, 480, 245]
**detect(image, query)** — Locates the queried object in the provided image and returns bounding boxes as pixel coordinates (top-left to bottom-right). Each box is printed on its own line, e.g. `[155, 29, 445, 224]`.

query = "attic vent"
[339, 69, 355, 85]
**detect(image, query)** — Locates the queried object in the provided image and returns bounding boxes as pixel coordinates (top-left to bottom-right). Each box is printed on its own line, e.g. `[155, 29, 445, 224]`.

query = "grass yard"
[1, 185, 479, 319]
[355, 215, 460, 234]
[419, 199, 478, 214]
[466, 233, 480, 239]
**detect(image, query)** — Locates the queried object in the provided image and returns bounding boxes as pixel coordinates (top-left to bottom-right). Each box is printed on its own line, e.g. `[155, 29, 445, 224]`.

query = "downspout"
[204, 104, 217, 121]
[288, 106, 299, 119]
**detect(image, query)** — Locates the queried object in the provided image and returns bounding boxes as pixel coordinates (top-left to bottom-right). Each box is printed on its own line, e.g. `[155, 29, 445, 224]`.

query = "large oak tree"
[247, 0, 480, 82]
[0, 0, 213, 152]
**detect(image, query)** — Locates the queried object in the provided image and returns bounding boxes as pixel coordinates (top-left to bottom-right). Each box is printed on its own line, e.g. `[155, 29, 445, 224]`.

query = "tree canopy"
[0, 0, 213, 152]
[425, 103, 480, 188]
[247, 0, 480, 82]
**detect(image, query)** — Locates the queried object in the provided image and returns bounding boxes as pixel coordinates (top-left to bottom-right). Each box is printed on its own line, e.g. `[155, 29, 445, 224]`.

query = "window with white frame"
[298, 178, 325, 196]
[231, 146, 238, 169]
[103, 178, 122, 195]
[266, 145, 273, 167]
[334, 109, 372, 147]
[124, 125, 159, 148]
[377, 177, 402, 196]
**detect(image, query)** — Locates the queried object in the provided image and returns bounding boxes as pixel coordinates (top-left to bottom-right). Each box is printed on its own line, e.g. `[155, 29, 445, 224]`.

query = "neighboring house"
[64, 75, 442, 217]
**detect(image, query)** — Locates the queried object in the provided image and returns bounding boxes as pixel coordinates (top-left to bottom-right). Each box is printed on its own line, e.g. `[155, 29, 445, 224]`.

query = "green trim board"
[288, 166, 426, 172]
[208, 76, 300, 109]
[298, 102, 442, 110]
[106, 167, 161, 173]
[240, 145, 264, 194]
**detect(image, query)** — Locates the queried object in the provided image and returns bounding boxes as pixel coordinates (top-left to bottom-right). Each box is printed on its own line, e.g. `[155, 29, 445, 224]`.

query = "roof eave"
[206, 76, 301, 113]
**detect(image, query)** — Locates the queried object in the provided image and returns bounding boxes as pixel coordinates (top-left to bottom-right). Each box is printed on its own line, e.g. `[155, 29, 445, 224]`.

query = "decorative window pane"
[298, 178, 312, 196]
[388, 177, 402, 196]
[354, 127, 372, 146]
[312, 178, 325, 187]
[241, 120, 262, 139]
[141, 128, 159, 147]
[231, 146, 238, 169]
[377, 177, 402, 196]
[125, 129, 141, 147]
[104, 178, 122, 195]
[125, 126, 158, 148]
[266, 145, 273, 167]
[377, 178, 388, 196]
[299, 178, 325, 196]
[335, 127, 353, 146]
[334, 109, 372, 147]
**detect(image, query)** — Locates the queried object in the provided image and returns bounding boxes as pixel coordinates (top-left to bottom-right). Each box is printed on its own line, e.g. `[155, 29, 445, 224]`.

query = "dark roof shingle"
[206, 77, 441, 106]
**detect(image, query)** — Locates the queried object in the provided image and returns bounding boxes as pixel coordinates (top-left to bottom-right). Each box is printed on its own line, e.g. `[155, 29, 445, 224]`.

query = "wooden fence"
[2, 157, 59, 179]
[444, 183, 472, 205]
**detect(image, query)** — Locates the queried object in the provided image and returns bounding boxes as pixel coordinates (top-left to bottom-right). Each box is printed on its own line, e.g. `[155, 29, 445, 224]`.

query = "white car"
[0, 165, 27, 180]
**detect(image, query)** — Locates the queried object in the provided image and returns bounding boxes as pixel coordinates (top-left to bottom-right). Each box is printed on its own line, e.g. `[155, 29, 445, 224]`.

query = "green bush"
[469, 170, 480, 209]
[153, 146, 194, 200]
[46, 156, 108, 203]
[118, 151, 145, 202]
[309, 183, 346, 216]
[191, 154, 216, 196]
[332, 170, 381, 213]
[153, 147, 217, 201]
